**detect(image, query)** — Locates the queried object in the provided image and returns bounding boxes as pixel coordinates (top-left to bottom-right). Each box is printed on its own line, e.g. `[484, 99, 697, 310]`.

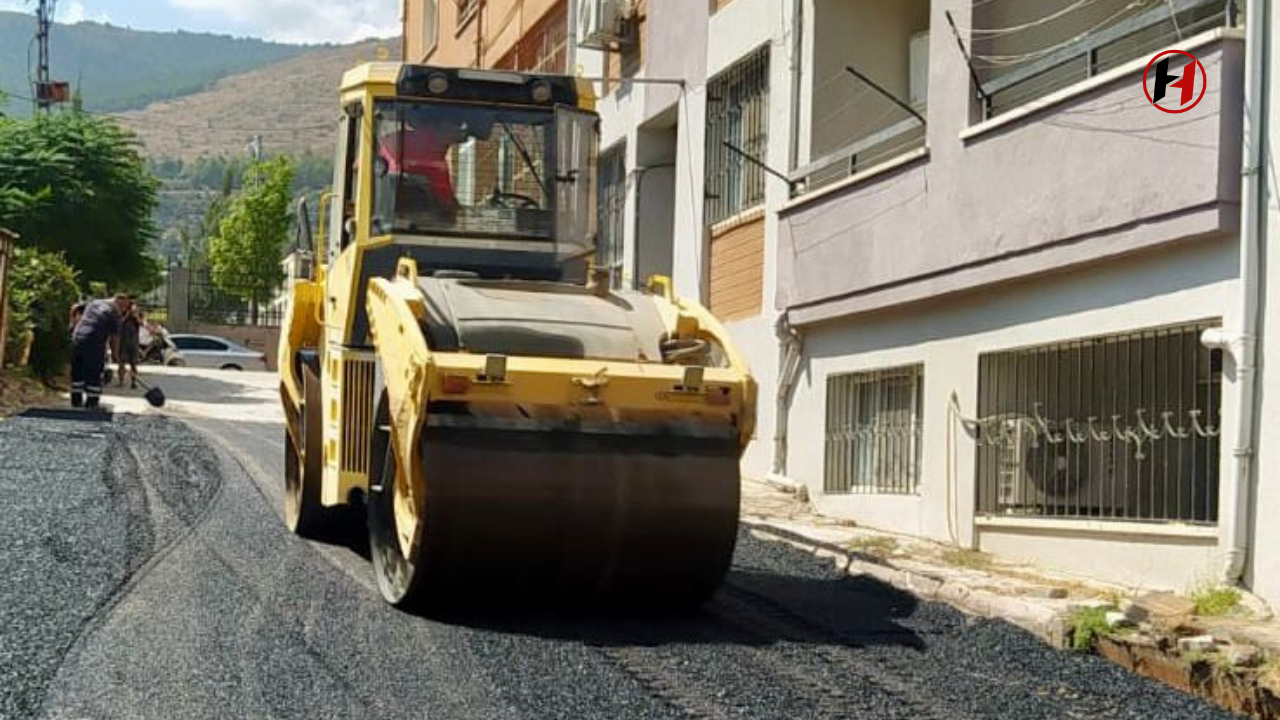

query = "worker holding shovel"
[70, 294, 129, 409]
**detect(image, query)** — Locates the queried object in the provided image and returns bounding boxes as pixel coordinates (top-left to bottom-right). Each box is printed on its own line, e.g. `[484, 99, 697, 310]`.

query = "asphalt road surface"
[0, 368, 1240, 719]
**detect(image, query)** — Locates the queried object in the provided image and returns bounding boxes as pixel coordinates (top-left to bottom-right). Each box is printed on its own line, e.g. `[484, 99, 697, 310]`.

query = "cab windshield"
[371, 101, 597, 262]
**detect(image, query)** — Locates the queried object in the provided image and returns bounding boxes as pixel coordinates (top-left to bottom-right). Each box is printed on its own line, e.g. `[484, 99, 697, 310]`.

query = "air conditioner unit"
[992, 414, 1123, 515]
[578, 0, 628, 50]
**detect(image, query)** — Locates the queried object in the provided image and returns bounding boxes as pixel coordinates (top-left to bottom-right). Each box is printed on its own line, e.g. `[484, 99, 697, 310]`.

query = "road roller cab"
[278, 62, 757, 607]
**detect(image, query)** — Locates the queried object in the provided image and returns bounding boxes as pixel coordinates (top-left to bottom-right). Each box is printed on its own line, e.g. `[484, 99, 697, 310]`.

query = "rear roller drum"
[284, 366, 326, 537]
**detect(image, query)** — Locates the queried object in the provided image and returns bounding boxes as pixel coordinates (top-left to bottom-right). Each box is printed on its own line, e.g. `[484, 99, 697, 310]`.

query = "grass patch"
[941, 548, 993, 570]
[1190, 585, 1243, 617]
[846, 536, 899, 559]
[1067, 607, 1112, 652]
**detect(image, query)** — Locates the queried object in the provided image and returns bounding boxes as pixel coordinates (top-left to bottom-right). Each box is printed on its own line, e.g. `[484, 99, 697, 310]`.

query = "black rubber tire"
[284, 366, 326, 537]
[165, 358, 186, 367]
[368, 429, 429, 609]
[220, 364, 243, 371]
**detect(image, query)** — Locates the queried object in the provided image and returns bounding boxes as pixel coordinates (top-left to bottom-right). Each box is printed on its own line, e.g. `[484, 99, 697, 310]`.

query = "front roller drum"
[368, 418, 741, 607]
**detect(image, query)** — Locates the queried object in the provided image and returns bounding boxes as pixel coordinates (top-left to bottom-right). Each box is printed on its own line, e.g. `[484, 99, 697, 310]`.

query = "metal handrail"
[789, 116, 923, 188]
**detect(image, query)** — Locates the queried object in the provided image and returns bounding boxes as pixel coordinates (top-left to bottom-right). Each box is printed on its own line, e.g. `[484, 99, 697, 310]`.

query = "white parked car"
[168, 334, 268, 371]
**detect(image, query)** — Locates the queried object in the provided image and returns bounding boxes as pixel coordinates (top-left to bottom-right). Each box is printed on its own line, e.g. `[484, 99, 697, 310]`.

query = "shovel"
[133, 377, 167, 408]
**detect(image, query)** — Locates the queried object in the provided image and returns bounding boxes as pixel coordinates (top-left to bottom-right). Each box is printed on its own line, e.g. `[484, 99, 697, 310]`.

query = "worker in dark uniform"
[70, 294, 130, 409]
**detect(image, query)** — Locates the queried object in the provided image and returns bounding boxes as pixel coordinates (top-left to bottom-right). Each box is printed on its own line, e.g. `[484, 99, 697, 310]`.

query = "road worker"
[70, 294, 130, 409]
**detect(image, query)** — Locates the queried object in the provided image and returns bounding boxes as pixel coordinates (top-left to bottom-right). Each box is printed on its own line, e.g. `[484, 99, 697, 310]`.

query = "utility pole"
[31, 0, 68, 113]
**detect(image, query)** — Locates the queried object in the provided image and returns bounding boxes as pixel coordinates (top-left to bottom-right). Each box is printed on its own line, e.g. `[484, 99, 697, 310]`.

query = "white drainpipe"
[770, 313, 804, 482]
[1201, 0, 1268, 585]
[768, 0, 806, 487]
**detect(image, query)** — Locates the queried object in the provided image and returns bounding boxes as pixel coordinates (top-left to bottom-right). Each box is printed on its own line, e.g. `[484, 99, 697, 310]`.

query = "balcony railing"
[790, 116, 926, 197]
[976, 0, 1237, 118]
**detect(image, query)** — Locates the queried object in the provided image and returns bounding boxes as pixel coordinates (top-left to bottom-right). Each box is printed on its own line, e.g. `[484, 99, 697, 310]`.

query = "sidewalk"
[740, 477, 1280, 718]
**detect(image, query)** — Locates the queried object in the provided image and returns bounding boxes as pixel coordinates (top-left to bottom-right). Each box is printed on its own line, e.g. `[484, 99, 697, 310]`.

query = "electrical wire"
[972, 0, 1150, 67]
[956, 0, 1105, 38]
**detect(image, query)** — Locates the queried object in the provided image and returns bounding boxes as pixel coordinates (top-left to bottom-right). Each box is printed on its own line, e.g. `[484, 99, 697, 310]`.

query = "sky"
[0, 0, 401, 44]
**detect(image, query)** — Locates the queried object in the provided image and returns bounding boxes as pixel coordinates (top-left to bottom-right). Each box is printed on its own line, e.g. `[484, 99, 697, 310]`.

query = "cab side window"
[328, 105, 364, 260]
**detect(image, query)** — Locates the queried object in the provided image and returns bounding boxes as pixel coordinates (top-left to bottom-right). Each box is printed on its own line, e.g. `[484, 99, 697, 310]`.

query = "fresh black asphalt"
[0, 410, 1241, 719]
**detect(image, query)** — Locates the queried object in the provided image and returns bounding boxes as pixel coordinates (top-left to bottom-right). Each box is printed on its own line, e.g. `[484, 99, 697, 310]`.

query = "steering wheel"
[487, 190, 541, 209]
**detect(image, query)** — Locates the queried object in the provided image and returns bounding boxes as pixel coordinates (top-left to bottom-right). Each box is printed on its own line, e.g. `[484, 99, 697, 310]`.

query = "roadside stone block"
[1130, 592, 1196, 625]
[1105, 611, 1132, 628]
[1224, 644, 1263, 668]
[1177, 635, 1217, 653]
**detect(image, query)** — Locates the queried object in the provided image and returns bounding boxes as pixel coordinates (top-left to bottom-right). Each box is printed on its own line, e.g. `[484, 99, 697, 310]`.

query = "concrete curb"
[744, 521, 1072, 648]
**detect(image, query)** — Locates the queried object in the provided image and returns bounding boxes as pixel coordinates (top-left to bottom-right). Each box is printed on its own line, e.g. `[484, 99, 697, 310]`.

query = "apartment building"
[406, 0, 1280, 606]
[403, 0, 572, 71]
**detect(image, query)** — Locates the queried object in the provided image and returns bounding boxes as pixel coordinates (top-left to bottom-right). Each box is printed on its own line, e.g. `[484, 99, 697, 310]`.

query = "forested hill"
[0, 11, 313, 115]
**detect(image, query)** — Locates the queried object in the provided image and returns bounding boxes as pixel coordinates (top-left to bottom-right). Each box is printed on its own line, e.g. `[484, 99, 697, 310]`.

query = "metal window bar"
[596, 146, 627, 286]
[975, 0, 1233, 119]
[705, 45, 770, 226]
[975, 321, 1222, 524]
[825, 365, 924, 495]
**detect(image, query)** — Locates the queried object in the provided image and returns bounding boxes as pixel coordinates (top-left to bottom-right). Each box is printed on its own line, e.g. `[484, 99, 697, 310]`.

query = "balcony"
[778, 28, 1243, 325]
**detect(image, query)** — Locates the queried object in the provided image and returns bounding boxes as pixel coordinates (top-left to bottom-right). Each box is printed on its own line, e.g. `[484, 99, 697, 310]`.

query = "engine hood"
[416, 278, 669, 362]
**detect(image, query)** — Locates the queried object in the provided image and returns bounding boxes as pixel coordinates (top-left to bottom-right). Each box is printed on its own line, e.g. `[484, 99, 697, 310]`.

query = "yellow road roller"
[278, 63, 756, 606]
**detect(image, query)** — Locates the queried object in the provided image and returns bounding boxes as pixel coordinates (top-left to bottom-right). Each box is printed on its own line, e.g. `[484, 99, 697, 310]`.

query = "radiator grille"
[341, 358, 376, 475]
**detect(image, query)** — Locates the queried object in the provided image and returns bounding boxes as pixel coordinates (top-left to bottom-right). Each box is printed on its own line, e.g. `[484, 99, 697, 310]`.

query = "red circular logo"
[1143, 50, 1206, 114]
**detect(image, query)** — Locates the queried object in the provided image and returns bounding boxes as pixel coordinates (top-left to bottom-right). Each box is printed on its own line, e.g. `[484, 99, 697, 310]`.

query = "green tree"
[208, 156, 294, 322]
[0, 112, 160, 288]
[4, 247, 81, 382]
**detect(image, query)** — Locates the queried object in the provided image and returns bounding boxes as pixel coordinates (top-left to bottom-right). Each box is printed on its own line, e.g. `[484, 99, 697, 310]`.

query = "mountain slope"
[117, 39, 400, 162]
[0, 11, 314, 115]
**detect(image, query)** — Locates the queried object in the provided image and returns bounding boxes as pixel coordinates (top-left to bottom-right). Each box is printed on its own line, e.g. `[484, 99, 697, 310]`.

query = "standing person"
[117, 299, 142, 389]
[70, 294, 129, 409]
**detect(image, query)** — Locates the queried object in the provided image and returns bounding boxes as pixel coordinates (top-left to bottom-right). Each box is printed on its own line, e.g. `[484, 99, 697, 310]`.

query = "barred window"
[825, 366, 923, 495]
[597, 145, 627, 287]
[705, 45, 769, 226]
[976, 322, 1222, 524]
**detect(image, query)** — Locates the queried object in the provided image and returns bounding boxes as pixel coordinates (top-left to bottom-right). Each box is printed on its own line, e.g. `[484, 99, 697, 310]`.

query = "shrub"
[5, 247, 81, 381]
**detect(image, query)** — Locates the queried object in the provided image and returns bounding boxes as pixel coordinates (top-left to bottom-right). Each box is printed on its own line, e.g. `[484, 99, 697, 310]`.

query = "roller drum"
[415, 416, 741, 602]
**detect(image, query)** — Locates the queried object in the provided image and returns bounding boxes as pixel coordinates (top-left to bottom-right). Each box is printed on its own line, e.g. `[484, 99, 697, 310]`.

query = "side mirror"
[294, 197, 313, 253]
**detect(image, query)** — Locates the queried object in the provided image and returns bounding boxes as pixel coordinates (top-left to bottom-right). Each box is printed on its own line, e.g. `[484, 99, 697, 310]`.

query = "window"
[797, 0, 928, 195]
[172, 337, 228, 352]
[971, 0, 1233, 118]
[496, 1, 569, 73]
[705, 46, 769, 226]
[597, 145, 627, 287]
[372, 101, 553, 239]
[422, 0, 439, 56]
[825, 366, 923, 495]
[975, 322, 1222, 523]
